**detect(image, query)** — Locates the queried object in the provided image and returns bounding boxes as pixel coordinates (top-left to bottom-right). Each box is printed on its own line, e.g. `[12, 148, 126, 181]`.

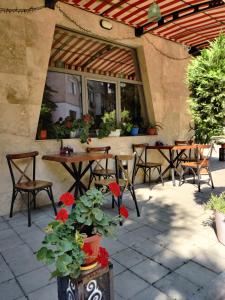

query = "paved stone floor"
[0, 148, 224, 300]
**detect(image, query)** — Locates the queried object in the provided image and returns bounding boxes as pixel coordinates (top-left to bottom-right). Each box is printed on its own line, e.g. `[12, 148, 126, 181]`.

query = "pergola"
[48, 0, 225, 53]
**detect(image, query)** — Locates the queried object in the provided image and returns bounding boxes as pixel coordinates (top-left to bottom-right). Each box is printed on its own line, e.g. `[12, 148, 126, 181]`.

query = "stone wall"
[0, 0, 191, 216]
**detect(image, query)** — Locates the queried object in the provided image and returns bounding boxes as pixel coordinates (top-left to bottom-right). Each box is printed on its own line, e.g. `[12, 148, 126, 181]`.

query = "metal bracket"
[45, 0, 58, 9]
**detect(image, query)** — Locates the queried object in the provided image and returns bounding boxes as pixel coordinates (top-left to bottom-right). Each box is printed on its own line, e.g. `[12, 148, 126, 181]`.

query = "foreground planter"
[57, 263, 114, 300]
[215, 211, 225, 245]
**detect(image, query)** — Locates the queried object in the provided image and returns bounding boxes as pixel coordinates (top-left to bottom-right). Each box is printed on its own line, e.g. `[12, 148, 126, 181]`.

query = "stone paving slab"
[130, 285, 171, 300]
[0, 279, 24, 300]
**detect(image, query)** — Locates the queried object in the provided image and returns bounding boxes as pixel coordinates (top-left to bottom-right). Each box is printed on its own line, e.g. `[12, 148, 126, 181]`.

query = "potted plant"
[205, 192, 225, 245]
[130, 125, 139, 136]
[98, 110, 121, 138]
[147, 122, 163, 135]
[37, 183, 128, 298]
[78, 114, 94, 144]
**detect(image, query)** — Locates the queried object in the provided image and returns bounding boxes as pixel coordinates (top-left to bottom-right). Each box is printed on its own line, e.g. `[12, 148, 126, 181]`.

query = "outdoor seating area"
[1, 0, 225, 299]
[0, 149, 224, 300]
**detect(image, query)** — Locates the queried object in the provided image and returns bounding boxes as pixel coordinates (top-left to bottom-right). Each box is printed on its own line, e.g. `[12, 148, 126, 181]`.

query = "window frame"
[48, 66, 145, 125]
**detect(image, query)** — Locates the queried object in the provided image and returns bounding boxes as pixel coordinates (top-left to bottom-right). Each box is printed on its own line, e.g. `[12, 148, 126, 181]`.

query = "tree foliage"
[187, 34, 225, 143]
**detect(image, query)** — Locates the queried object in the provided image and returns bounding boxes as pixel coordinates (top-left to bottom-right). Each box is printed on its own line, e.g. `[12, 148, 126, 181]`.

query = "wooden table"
[146, 145, 196, 186]
[42, 152, 113, 198]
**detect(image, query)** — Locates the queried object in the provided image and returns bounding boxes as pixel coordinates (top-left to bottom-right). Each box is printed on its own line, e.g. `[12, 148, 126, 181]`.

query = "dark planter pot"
[40, 130, 47, 140]
[57, 263, 114, 300]
[130, 127, 139, 136]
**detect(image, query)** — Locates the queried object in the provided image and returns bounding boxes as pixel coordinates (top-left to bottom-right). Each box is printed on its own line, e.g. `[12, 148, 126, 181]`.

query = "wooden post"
[57, 263, 114, 300]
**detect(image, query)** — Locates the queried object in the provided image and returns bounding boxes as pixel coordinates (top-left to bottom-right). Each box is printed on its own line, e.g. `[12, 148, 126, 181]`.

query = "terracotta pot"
[215, 211, 225, 245]
[147, 128, 157, 135]
[82, 235, 101, 266]
[40, 130, 47, 140]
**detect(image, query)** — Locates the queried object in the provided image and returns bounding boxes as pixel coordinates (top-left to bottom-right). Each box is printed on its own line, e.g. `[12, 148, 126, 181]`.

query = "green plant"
[37, 185, 128, 279]
[187, 33, 225, 143]
[98, 110, 118, 138]
[205, 192, 225, 214]
[78, 114, 94, 144]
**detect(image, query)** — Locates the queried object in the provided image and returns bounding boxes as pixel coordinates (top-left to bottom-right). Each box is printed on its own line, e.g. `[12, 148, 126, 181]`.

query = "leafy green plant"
[98, 110, 118, 138]
[37, 186, 128, 279]
[205, 192, 225, 214]
[187, 33, 225, 143]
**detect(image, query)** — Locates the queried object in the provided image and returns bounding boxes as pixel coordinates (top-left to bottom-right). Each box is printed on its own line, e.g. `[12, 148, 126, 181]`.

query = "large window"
[36, 28, 147, 140]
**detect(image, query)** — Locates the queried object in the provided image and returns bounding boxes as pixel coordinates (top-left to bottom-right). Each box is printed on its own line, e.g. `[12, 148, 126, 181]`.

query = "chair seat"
[92, 169, 115, 176]
[137, 162, 161, 168]
[94, 178, 127, 187]
[178, 157, 197, 162]
[15, 180, 52, 191]
[181, 161, 208, 169]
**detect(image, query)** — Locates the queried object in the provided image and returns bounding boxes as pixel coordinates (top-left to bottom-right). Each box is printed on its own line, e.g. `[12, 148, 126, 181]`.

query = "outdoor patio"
[0, 147, 224, 300]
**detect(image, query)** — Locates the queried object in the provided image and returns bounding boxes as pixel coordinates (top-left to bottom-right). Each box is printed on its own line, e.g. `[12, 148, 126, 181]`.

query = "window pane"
[36, 71, 82, 139]
[87, 80, 116, 128]
[120, 82, 146, 126]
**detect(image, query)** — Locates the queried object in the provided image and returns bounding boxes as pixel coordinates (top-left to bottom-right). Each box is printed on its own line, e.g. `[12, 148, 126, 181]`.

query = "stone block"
[112, 248, 145, 268]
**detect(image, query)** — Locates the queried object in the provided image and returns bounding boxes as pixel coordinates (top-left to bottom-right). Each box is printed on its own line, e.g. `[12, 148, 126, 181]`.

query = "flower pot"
[82, 235, 101, 267]
[109, 129, 121, 137]
[40, 130, 47, 140]
[130, 127, 139, 136]
[215, 211, 225, 245]
[220, 144, 225, 149]
[147, 128, 157, 135]
[70, 130, 78, 138]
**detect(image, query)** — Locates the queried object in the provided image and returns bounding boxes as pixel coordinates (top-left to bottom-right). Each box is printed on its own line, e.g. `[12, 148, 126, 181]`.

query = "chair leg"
[112, 195, 115, 208]
[208, 168, 214, 189]
[27, 192, 31, 227]
[88, 174, 93, 189]
[33, 191, 36, 209]
[197, 169, 201, 192]
[128, 185, 140, 217]
[159, 166, 164, 186]
[49, 186, 57, 216]
[117, 195, 123, 226]
[9, 189, 17, 218]
[179, 168, 184, 186]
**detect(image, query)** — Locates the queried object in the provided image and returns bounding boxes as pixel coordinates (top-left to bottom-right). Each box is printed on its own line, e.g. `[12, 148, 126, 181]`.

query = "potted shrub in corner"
[147, 122, 163, 135]
[205, 192, 225, 245]
[36, 184, 128, 299]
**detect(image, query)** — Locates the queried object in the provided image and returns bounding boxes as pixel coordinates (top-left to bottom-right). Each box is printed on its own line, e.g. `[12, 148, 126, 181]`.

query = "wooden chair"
[179, 144, 214, 192]
[175, 140, 196, 166]
[132, 144, 164, 185]
[86, 146, 115, 188]
[6, 151, 57, 226]
[94, 153, 140, 218]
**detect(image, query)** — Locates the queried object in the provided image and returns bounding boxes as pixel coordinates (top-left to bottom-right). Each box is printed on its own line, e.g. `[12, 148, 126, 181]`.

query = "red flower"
[119, 206, 129, 219]
[59, 192, 75, 206]
[82, 243, 93, 256]
[97, 247, 109, 267]
[55, 208, 69, 223]
[108, 182, 120, 198]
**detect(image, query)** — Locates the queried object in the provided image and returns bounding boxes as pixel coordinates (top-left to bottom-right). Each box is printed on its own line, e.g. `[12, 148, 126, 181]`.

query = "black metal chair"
[86, 146, 115, 188]
[132, 143, 164, 185]
[6, 151, 57, 226]
[94, 153, 140, 218]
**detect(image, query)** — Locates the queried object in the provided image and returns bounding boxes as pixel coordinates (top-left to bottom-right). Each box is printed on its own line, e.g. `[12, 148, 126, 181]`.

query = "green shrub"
[205, 192, 225, 214]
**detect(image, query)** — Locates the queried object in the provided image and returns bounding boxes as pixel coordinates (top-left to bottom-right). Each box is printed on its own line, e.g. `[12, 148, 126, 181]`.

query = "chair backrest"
[175, 140, 193, 145]
[197, 144, 213, 166]
[6, 151, 39, 187]
[86, 146, 111, 170]
[115, 153, 137, 186]
[132, 144, 148, 165]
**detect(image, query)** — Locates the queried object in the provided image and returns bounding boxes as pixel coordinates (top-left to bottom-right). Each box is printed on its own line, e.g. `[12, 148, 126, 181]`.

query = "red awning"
[60, 0, 225, 48]
[50, 27, 137, 80]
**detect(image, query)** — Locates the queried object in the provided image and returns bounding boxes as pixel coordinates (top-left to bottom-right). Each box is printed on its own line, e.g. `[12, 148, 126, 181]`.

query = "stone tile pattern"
[0, 156, 224, 299]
